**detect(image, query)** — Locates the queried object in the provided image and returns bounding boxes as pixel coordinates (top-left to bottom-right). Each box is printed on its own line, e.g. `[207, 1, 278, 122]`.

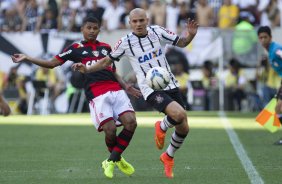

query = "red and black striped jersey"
[55, 40, 122, 101]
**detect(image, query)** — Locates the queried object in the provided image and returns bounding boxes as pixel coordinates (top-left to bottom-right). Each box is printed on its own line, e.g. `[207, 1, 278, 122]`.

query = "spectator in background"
[21, 0, 44, 32]
[196, 0, 214, 27]
[233, 0, 259, 26]
[2, 66, 27, 114]
[218, 0, 239, 29]
[232, 14, 257, 64]
[1, 8, 22, 32]
[149, 0, 166, 27]
[119, 0, 135, 29]
[166, 0, 179, 33]
[0, 93, 11, 116]
[102, 0, 124, 31]
[86, 0, 104, 24]
[57, 0, 75, 32]
[37, 8, 57, 32]
[166, 47, 190, 109]
[72, 0, 88, 32]
[256, 55, 280, 106]
[265, 0, 280, 27]
[177, 1, 195, 33]
[201, 60, 218, 110]
[34, 67, 65, 112]
[139, 0, 150, 20]
[224, 58, 247, 111]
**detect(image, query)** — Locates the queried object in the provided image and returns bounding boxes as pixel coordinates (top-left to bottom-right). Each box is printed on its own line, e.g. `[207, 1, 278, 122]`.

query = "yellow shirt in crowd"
[218, 5, 239, 29]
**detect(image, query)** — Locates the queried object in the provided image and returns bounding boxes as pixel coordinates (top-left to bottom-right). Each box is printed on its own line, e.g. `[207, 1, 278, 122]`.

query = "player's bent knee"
[124, 119, 137, 132]
[172, 109, 187, 123]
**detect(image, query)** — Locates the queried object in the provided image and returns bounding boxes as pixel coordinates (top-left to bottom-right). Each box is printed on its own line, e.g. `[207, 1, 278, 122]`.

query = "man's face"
[258, 32, 272, 49]
[81, 22, 100, 41]
[129, 12, 148, 36]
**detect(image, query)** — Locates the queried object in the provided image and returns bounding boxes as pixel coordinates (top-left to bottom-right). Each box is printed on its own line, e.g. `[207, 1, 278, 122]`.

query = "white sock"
[160, 116, 174, 132]
[166, 131, 186, 157]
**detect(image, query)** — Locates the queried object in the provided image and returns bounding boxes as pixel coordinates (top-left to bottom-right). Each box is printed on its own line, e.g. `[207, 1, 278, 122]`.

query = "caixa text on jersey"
[138, 49, 162, 63]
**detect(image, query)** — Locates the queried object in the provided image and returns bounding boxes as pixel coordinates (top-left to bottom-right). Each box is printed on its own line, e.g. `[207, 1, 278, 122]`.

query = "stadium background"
[1, 0, 282, 114]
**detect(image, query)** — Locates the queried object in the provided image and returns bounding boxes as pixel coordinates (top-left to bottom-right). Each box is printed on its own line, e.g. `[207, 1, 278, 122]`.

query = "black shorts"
[146, 88, 186, 113]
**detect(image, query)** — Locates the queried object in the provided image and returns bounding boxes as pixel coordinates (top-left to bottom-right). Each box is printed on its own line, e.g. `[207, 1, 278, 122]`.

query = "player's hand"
[11, 54, 27, 63]
[72, 63, 87, 73]
[186, 19, 198, 36]
[125, 84, 142, 98]
[0, 101, 11, 117]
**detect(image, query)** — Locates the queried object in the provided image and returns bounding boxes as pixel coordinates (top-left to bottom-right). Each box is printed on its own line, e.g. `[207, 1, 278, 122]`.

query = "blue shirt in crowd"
[269, 42, 282, 77]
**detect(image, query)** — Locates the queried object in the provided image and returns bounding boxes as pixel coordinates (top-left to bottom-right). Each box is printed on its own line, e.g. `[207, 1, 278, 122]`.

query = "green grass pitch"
[0, 111, 282, 184]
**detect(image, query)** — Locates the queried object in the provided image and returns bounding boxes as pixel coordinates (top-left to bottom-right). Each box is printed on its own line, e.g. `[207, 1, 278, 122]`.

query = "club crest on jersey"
[92, 51, 99, 57]
[138, 49, 162, 63]
[101, 49, 108, 56]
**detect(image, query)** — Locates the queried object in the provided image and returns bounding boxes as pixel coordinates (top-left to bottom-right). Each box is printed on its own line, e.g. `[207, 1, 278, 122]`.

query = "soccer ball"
[146, 67, 170, 90]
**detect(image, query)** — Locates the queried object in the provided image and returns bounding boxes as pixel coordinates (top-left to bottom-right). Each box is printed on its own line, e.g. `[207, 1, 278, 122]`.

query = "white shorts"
[89, 90, 134, 132]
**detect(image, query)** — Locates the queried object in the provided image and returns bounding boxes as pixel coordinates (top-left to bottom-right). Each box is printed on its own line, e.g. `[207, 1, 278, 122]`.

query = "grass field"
[0, 111, 282, 184]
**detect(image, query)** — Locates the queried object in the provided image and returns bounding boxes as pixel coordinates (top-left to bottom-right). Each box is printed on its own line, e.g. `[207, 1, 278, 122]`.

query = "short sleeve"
[55, 45, 74, 64]
[157, 26, 179, 46]
[109, 38, 126, 61]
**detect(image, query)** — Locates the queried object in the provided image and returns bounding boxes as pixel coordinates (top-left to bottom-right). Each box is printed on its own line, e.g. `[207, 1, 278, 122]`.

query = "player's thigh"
[89, 93, 116, 132]
[119, 111, 137, 131]
[112, 90, 135, 120]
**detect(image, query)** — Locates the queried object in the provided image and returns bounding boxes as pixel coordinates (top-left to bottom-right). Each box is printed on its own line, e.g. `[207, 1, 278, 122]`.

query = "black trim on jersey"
[109, 50, 125, 61]
[147, 36, 154, 48]
[173, 36, 180, 45]
[132, 32, 147, 38]
[148, 63, 153, 68]
[138, 37, 145, 52]
[127, 35, 135, 56]
[139, 65, 147, 77]
[109, 54, 120, 61]
[150, 26, 160, 41]
[162, 35, 174, 42]
[157, 59, 161, 66]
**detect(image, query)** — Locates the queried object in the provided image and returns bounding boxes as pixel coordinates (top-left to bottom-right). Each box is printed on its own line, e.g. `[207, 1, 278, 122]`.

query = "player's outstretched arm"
[176, 19, 199, 48]
[11, 53, 61, 68]
[114, 73, 142, 98]
[72, 56, 113, 73]
[0, 94, 11, 116]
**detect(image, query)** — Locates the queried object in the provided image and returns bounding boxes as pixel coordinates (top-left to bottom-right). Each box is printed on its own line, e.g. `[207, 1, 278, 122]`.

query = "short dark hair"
[82, 16, 100, 27]
[257, 26, 271, 37]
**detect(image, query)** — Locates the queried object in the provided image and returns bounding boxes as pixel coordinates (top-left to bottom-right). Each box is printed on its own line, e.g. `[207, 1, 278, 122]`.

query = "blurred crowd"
[0, 0, 281, 33]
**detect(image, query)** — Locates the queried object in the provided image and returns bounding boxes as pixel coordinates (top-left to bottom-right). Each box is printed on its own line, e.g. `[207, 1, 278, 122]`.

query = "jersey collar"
[132, 32, 148, 38]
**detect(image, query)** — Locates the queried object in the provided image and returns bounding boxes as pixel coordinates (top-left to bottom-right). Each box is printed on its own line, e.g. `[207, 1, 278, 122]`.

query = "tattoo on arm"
[177, 35, 195, 48]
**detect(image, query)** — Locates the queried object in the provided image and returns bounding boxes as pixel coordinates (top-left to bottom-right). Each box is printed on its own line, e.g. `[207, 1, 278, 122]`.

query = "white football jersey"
[109, 25, 180, 99]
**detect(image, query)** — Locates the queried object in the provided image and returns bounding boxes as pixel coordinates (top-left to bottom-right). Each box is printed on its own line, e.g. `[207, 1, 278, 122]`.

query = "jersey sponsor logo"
[113, 39, 122, 51]
[138, 49, 162, 63]
[92, 51, 99, 57]
[59, 50, 72, 57]
[85, 60, 98, 67]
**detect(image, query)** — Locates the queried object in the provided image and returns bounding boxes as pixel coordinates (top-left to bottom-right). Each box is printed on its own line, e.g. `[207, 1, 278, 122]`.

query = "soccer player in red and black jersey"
[11, 16, 141, 179]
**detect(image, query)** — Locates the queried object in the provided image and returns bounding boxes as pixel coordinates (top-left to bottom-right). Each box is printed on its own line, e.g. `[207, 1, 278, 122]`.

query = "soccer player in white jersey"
[72, 8, 198, 178]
